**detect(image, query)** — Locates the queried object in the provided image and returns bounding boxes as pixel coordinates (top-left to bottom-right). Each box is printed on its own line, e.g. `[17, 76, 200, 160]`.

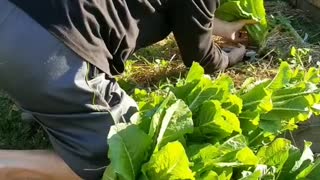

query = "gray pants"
[0, 1, 137, 179]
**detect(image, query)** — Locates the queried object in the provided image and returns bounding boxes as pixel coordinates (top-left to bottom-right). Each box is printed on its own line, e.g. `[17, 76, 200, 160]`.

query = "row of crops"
[103, 61, 320, 179]
[102, 0, 320, 179]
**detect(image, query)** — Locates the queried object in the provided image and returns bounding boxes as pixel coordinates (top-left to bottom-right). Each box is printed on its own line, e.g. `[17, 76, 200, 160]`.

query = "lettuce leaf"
[142, 141, 195, 180]
[105, 62, 320, 179]
[215, 0, 268, 45]
[107, 124, 152, 180]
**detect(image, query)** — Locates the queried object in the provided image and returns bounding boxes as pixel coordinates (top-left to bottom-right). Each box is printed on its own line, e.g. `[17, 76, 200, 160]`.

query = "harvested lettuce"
[215, 0, 268, 46]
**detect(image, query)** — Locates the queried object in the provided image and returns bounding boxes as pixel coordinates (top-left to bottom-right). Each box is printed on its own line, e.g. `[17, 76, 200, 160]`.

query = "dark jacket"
[10, 0, 228, 75]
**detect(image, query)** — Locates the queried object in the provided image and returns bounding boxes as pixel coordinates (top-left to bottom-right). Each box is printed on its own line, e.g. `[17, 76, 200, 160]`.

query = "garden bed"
[1, 2, 320, 179]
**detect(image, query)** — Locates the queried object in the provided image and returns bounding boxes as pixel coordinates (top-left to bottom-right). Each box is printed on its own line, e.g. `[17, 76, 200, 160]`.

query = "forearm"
[0, 150, 81, 180]
[212, 18, 230, 37]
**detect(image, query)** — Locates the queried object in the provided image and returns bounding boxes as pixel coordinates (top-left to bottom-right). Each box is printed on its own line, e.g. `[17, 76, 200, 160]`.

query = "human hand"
[214, 19, 257, 42]
[227, 44, 246, 66]
[227, 20, 257, 42]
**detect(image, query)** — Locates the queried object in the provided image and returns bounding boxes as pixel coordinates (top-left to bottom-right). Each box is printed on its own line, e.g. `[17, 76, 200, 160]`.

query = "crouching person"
[0, 0, 252, 179]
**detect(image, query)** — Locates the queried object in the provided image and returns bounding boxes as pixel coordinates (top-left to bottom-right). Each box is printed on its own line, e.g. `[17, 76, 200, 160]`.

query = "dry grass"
[119, 59, 187, 89]
[264, 1, 320, 61]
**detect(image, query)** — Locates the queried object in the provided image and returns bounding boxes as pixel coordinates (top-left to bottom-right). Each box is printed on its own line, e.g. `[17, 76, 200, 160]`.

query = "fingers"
[218, 19, 255, 43]
[234, 19, 259, 31]
[239, 19, 258, 26]
[227, 44, 247, 66]
[231, 31, 249, 43]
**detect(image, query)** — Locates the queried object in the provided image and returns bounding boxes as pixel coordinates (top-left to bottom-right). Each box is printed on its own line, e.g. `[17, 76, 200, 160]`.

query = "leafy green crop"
[103, 62, 320, 180]
[215, 0, 268, 46]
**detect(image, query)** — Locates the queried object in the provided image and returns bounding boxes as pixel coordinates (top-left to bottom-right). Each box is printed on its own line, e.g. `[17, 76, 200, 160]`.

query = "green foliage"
[107, 124, 152, 180]
[141, 141, 195, 180]
[215, 0, 268, 46]
[104, 62, 320, 180]
[289, 47, 311, 68]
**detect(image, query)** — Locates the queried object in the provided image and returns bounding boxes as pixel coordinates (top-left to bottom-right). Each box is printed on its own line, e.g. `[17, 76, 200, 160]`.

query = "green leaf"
[200, 171, 219, 180]
[305, 67, 320, 84]
[216, 1, 252, 21]
[258, 119, 282, 134]
[292, 141, 314, 172]
[174, 64, 234, 113]
[241, 81, 273, 113]
[155, 100, 193, 149]
[236, 147, 259, 165]
[257, 138, 291, 171]
[173, 81, 199, 101]
[132, 89, 164, 111]
[211, 75, 234, 100]
[277, 141, 317, 180]
[184, 75, 233, 112]
[222, 94, 243, 115]
[239, 111, 260, 132]
[296, 158, 320, 179]
[260, 96, 312, 133]
[219, 134, 248, 154]
[108, 124, 152, 180]
[132, 89, 149, 104]
[196, 100, 241, 139]
[102, 165, 117, 180]
[174, 62, 204, 100]
[266, 62, 292, 91]
[148, 92, 175, 139]
[188, 135, 247, 174]
[199, 168, 233, 180]
[277, 146, 302, 180]
[216, 0, 268, 45]
[244, 0, 268, 45]
[131, 90, 166, 134]
[291, 68, 305, 82]
[142, 141, 195, 180]
[188, 144, 220, 162]
[186, 76, 217, 112]
[271, 83, 309, 103]
[186, 62, 204, 83]
[187, 144, 221, 173]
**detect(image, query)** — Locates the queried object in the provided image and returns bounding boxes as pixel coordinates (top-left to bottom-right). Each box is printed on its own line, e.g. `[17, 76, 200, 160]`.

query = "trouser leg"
[0, 0, 137, 179]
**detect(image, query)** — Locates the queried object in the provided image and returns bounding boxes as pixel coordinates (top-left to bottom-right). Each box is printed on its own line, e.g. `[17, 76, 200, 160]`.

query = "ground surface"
[0, 0, 319, 150]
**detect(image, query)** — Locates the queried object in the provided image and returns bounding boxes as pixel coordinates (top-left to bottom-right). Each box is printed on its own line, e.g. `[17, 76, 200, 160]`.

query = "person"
[0, 0, 255, 179]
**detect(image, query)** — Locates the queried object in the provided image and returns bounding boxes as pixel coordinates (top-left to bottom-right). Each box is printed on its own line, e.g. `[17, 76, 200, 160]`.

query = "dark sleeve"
[168, 0, 229, 73]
